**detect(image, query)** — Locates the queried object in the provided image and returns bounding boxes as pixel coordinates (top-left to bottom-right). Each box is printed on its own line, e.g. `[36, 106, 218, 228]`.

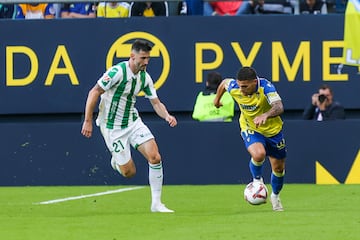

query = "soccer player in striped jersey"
[81, 39, 177, 213]
[214, 67, 287, 211]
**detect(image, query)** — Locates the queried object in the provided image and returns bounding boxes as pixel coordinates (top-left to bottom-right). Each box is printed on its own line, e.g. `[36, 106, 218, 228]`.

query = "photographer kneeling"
[303, 84, 345, 121]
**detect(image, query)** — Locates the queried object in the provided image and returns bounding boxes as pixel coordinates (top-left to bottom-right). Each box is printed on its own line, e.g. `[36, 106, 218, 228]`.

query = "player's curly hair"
[237, 66, 257, 81]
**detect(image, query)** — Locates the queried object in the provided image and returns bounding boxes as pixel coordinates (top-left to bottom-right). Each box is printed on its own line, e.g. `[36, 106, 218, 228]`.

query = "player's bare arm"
[266, 100, 284, 118]
[81, 84, 105, 138]
[254, 100, 284, 127]
[150, 98, 177, 127]
[214, 79, 227, 108]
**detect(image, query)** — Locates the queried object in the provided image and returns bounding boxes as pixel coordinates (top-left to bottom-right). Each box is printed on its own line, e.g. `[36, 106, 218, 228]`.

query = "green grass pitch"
[0, 184, 359, 240]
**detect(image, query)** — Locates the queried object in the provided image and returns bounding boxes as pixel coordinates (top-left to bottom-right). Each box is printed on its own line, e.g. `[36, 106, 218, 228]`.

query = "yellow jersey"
[224, 78, 283, 137]
[97, 2, 130, 18]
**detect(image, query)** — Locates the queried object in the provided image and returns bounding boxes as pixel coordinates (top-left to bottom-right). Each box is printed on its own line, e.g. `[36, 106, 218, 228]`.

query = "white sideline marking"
[35, 186, 144, 205]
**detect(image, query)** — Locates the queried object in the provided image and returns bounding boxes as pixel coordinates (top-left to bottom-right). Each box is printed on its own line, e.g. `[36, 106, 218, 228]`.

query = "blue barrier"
[1, 119, 359, 186]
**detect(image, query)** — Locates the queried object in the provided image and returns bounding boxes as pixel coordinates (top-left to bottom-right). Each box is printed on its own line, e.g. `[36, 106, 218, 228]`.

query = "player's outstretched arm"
[81, 84, 105, 138]
[150, 97, 177, 127]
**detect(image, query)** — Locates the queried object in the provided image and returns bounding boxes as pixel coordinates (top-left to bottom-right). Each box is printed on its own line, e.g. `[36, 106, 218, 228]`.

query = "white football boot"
[270, 193, 284, 211]
[151, 203, 174, 213]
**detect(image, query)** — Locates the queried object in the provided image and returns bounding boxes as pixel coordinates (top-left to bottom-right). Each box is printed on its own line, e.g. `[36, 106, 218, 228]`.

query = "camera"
[318, 94, 327, 103]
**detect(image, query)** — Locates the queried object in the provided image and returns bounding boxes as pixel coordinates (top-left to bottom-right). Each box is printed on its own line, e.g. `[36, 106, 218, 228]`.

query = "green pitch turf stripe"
[34, 186, 144, 205]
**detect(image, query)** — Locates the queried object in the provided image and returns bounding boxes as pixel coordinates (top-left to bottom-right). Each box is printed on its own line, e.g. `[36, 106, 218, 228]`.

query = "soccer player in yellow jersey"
[214, 67, 286, 211]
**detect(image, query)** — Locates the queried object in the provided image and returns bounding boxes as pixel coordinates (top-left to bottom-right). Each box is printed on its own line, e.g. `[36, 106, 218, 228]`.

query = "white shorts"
[99, 118, 154, 166]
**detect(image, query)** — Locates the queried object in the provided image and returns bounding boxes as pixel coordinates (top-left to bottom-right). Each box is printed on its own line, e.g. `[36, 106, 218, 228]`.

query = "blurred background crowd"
[0, 0, 349, 19]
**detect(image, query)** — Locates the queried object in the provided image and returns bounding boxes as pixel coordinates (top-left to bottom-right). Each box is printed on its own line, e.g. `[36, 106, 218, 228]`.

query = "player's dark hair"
[131, 39, 152, 52]
[236, 67, 257, 81]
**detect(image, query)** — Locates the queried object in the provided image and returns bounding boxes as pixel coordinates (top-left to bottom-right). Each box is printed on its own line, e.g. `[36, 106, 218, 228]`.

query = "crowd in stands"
[0, 0, 348, 19]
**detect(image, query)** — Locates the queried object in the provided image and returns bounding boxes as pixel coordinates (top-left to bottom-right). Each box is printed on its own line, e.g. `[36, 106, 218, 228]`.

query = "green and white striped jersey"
[96, 61, 157, 129]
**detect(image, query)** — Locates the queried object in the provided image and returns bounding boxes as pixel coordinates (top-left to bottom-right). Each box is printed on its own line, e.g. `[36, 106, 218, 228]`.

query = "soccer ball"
[244, 181, 268, 205]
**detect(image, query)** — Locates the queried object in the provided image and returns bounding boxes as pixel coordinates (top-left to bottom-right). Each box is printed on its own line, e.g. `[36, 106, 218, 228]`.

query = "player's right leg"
[241, 130, 266, 181]
[101, 125, 136, 178]
[111, 157, 136, 178]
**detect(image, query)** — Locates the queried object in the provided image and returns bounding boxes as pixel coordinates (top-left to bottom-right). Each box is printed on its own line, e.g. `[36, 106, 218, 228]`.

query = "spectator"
[186, 0, 203, 15]
[203, 1, 251, 16]
[249, 0, 294, 14]
[303, 84, 345, 121]
[299, 0, 327, 14]
[0, 4, 16, 19]
[334, 0, 347, 13]
[192, 71, 235, 122]
[61, 3, 96, 18]
[15, 3, 56, 19]
[97, 2, 130, 18]
[177, 1, 188, 15]
[130, 1, 168, 17]
[53, 3, 62, 18]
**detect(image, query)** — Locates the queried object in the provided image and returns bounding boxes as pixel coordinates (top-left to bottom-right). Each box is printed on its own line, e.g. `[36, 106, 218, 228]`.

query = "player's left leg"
[269, 157, 285, 195]
[267, 131, 287, 211]
[131, 119, 173, 213]
[137, 139, 174, 213]
[269, 157, 285, 211]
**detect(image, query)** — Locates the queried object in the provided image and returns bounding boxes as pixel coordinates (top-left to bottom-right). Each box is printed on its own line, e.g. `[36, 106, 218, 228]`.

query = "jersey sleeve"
[223, 78, 237, 92]
[143, 73, 158, 99]
[261, 79, 281, 104]
[97, 65, 122, 91]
